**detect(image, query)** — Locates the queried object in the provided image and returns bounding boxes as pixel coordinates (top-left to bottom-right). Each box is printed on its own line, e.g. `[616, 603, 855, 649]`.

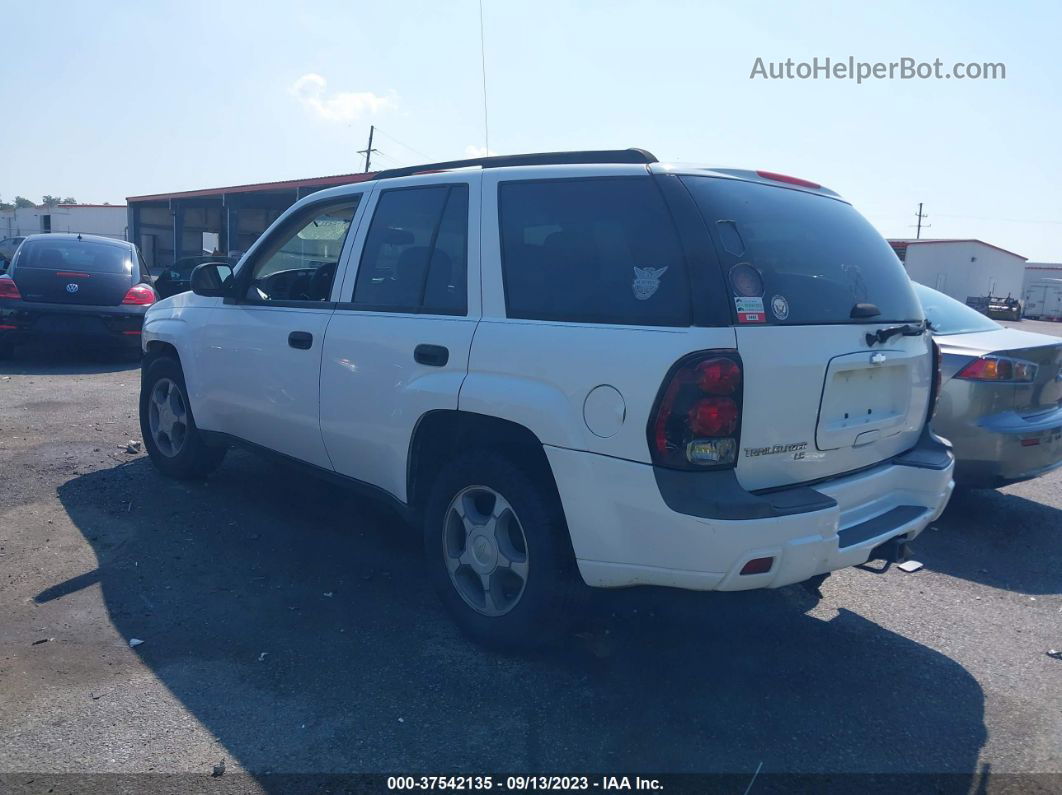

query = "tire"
[423, 449, 578, 650]
[139, 354, 226, 479]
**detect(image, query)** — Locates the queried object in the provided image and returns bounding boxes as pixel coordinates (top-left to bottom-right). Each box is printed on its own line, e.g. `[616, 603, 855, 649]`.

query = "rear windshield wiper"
[866, 320, 928, 347]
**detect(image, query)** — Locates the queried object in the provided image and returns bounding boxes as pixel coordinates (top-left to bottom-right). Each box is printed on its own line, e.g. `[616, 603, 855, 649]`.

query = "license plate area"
[817, 358, 910, 450]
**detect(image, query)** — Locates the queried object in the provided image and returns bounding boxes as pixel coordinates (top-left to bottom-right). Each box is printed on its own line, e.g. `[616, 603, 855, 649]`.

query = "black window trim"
[495, 174, 711, 329]
[341, 182, 470, 317]
[227, 194, 363, 307]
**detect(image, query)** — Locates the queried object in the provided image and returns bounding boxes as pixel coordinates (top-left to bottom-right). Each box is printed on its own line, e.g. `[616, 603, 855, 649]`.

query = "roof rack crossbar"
[371, 148, 657, 181]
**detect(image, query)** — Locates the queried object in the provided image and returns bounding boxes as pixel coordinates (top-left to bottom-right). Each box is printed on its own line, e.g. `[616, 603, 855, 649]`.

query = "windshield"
[16, 238, 133, 275]
[912, 282, 1002, 335]
[681, 176, 923, 325]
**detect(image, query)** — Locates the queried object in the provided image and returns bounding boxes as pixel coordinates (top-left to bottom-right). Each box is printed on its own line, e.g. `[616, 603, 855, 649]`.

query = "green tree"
[14, 196, 34, 208]
[61, 197, 77, 204]
[41, 195, 61, 207]
[0, 196, 13, 211]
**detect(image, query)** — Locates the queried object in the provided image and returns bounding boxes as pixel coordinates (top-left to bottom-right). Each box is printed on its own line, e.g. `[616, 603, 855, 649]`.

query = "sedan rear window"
[17, 238, 133, 275]
[912, 282, 1001, 335]
[681, 176, 923, 325]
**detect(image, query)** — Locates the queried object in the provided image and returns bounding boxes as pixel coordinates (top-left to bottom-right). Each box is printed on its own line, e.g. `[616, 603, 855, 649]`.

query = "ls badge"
[632, 266, 668, 300]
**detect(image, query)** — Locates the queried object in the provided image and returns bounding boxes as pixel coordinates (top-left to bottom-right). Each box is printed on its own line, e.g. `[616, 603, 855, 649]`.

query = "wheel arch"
[407, 410, 563, 518]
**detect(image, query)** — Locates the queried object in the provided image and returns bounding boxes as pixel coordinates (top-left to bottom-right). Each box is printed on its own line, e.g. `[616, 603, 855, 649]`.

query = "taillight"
[927, 340, 942, 421]
[122, 284, 156, 306]
[955, 355, 1037, 383]
[0, 276, 21, 300]
[649, 352, 743, 469]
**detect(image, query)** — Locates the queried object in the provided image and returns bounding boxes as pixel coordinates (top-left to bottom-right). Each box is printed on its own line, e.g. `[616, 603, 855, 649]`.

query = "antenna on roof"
[478, 0, 490, 155]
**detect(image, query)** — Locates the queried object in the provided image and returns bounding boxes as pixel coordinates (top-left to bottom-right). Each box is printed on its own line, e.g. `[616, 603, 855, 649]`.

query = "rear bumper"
[0, 299, 146, 346]
[547, 432, 954, 591]
[936, 405, 1062, 487]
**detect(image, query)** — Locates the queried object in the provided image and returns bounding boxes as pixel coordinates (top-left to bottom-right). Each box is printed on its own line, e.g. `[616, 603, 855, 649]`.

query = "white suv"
[139, 149, 955, 647]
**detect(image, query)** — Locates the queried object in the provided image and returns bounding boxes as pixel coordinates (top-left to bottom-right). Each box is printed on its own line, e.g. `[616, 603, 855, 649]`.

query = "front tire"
[140, 354, 226, 479]
[424, 450, 578, 650]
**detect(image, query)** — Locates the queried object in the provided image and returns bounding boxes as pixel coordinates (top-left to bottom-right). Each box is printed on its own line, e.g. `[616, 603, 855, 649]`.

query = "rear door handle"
[288, 331, 313, 350]
[414, 343, 449, 367]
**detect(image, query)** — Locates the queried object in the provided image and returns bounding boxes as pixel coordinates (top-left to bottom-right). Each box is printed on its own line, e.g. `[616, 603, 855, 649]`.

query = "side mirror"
[190, 261, 234, 297]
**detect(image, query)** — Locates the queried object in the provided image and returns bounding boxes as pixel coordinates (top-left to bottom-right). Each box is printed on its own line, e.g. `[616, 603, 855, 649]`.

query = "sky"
[2, 0, 1060, 260]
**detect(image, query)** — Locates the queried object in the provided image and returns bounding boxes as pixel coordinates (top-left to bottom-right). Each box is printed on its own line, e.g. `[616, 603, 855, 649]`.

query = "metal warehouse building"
[126, 173, 373, 271]
[888, 238, 1027, 303]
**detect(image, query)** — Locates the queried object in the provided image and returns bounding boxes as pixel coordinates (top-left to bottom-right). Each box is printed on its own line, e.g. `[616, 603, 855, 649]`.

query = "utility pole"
[358, 125, 378, 173]
[914, 202, 930, 239]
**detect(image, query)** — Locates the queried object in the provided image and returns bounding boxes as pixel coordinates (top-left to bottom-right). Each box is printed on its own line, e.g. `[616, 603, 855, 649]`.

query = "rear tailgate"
[677, 172, 930, 491]
[735, 326, 930, 490]
[12, 237, 135, 306]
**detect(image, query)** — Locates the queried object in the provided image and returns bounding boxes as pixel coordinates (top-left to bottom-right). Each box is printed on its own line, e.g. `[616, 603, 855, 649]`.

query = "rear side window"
[16, 239, 133, 275]
[499, 177, 689, 326]
[351, 185, 469, 315]
[681, 176, 923, 325]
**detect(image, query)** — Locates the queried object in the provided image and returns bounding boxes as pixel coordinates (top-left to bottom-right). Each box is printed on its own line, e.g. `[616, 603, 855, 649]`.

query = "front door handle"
[414, 343, 449, 367]
[288, 331, 313, 350]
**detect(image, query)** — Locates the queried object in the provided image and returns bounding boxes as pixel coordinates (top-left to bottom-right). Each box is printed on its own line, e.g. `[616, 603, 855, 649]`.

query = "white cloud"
[464, 144, 498, 157]
[290, 73, 397, 122]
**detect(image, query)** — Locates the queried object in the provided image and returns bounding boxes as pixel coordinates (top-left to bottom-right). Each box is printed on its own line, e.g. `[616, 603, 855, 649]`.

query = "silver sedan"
[915, 282, 1062, 487]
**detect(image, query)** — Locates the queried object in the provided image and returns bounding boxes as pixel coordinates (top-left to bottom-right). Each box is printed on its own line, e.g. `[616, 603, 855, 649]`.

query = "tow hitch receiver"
[857, 534, 910, 573]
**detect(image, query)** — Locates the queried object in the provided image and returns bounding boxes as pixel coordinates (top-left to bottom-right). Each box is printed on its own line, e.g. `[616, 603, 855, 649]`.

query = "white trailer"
[1024, 278, 1062, 321]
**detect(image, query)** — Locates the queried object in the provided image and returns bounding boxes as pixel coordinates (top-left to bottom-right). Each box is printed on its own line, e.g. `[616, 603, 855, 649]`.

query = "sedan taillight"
[0, 276, 21, 300]
[122, 284, 156, 306]
[927, 340, 942, 421]
[955, 355, 1037, 383]
[649, 352, 743, 469]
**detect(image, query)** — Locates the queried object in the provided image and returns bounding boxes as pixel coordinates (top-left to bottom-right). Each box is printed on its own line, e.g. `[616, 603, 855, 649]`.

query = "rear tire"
[140, 354, 226, 479]
[423, 449, 578, 650]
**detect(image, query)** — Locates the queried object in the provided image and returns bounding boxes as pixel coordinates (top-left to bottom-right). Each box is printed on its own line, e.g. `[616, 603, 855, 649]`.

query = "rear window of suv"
[680, 176, 923, 325]
[499, 177, 690, 326]
[16, 238, 134, 275]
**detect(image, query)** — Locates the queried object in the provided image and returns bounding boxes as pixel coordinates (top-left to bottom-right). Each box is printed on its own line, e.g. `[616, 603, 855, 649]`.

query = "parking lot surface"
[1, 323, 1061, 792]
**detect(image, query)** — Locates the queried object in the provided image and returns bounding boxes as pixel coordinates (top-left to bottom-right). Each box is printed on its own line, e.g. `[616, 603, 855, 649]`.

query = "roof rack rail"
[371, 148, 657, 181]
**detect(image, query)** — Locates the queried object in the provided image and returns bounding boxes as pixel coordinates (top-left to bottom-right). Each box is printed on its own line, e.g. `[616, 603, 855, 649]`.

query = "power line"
[372, 150, 407, 167]
[478, 0, 490, 154]
[933, 212, 1062, 226]
[371, 127, 435, 162]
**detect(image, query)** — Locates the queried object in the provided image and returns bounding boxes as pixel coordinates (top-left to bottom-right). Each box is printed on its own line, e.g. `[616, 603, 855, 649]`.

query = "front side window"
[245, 200, 359, 302]
[351, 185, 469, 315]
[498, 177, 689, 326]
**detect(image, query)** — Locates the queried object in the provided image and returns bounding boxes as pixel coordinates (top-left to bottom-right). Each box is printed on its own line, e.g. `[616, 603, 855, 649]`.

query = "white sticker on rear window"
[735, 296, 766, 323]
[632, 266, 668, 300]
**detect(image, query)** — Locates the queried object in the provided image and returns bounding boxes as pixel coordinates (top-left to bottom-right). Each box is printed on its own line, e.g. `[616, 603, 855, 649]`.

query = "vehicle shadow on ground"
[915, 486, 1062, 594]
[0, 342, 140, 375]
[47, 453, 987, 785]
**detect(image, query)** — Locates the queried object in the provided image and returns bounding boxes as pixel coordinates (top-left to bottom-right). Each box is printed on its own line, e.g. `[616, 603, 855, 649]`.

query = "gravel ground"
[0, 325, 1060, 793]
